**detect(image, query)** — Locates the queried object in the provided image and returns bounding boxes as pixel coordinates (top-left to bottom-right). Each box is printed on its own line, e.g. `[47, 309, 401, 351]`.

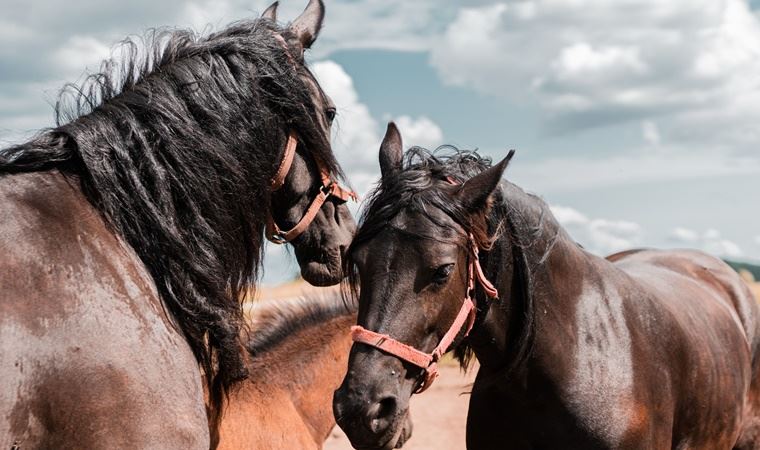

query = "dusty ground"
[324, 364, 477, 450]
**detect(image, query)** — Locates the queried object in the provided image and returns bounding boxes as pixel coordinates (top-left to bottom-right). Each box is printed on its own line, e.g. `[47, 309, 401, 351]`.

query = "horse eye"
[432, 263, 454, 284]
[326, 107, 337, 122]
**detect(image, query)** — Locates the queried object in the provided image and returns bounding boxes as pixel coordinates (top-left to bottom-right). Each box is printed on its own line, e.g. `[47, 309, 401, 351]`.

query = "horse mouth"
[298, 248, 343, 286]
[352, 412, 411, 450]
[395, 418, 412, 448]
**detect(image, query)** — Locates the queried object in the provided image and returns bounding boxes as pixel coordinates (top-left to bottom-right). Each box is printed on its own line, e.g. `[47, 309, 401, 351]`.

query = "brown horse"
[333, 123, 760, 449]
[0, 1, 356, 448]
[218, 294, 355, 449]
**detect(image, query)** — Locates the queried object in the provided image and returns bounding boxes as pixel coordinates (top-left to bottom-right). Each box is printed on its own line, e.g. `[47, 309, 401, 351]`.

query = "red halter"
[351, 233, 499, 393]
[266, 131, 357, 244]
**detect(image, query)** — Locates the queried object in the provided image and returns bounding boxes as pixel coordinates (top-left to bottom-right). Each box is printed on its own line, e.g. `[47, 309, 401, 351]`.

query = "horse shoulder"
[0, 171, 208, 448]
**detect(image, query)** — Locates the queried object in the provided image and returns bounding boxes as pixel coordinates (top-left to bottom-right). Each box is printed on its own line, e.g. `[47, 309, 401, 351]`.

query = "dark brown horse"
[0, 1, 356, 448]
[218, 294, 356, 449]
[333, 123, 760, 449]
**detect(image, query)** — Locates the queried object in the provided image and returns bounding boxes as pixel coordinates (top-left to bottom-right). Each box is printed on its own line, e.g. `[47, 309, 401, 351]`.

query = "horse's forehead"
[389, 209, 463, 238]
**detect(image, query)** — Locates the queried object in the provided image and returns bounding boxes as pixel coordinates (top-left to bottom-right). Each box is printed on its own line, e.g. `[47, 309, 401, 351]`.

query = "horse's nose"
[367, 395, 399, 434]
[334, 383, 401, 443]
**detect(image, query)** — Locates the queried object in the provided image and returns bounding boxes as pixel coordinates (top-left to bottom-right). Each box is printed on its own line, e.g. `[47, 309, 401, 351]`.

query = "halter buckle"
[320, 182, 334, 199]
[269, 232, 288, 245]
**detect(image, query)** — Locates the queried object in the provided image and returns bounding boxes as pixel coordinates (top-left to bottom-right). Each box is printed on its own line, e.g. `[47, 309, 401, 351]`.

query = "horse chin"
[297, 248, 343, 286]
[369, 411, 412, 450]
[395, 414, 413, 448]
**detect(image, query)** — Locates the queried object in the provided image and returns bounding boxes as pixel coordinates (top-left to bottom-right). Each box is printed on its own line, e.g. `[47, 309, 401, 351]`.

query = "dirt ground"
[324, 364, 477, 450]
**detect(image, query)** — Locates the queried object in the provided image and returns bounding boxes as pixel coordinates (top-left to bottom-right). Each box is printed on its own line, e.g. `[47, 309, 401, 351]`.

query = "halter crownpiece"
[266, 131, 357, 244]
[351, 233, 499, 393]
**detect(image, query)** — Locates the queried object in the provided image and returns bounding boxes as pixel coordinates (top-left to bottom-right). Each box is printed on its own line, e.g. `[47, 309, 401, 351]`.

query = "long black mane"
[345, 147, 537, 374]
[0, 17, 340, 421]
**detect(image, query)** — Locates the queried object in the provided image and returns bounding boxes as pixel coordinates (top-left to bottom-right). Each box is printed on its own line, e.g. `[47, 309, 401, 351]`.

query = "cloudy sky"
[2, 0, 759, 284]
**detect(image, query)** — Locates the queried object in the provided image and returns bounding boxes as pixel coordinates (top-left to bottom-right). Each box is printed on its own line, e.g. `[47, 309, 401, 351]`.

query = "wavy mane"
[0, 17, 340, 429]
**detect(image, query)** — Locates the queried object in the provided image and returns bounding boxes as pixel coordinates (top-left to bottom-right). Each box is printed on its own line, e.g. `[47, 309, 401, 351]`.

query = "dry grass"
[749, 282, 760, 304]
[242, 279, 340, 321]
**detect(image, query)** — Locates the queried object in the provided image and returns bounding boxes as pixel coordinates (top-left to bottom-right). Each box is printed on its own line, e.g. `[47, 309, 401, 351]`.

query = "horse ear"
[261, 1, 278, 21]
[456, 150, 514, 213]
[379, 122, 403, 180]
[290, 0, 325, 49]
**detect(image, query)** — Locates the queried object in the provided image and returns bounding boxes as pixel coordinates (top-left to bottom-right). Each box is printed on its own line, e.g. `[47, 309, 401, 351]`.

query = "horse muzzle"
[333, 377, 412, 449]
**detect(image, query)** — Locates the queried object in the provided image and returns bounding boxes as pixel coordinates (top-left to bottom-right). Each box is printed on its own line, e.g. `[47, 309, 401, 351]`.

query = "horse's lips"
[300, 252, 342, 286]
[360, 411, 410, 450]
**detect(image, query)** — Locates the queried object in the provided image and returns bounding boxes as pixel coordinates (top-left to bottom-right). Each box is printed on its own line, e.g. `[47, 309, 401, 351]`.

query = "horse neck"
[469, 181, 598, 372]
[241, 311, 355, 442]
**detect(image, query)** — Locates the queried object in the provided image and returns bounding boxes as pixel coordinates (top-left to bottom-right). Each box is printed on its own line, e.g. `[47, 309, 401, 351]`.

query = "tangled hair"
[349, 146, 496, 253]
[344, 147, 537, 375]
[0, 17, 340, 430]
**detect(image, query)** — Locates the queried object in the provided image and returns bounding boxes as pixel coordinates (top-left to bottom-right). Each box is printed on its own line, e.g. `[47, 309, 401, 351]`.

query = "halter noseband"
[351, 233, 499, 393]
[266, 131, 357, 244]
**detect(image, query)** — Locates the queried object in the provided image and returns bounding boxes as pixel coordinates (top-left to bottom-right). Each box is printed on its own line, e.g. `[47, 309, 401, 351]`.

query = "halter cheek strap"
[351, 235, 499, 393]
[266, 131, 357, 244]
[265, 32, 357, 244]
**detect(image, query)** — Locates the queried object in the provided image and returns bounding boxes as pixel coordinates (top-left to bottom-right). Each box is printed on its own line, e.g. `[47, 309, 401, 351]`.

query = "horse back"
[0, 171, 208, 448]
[611, 248, 760, 356]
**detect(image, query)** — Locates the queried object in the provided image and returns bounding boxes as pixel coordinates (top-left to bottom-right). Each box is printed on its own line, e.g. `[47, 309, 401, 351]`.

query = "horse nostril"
[368, 396, 398, 434]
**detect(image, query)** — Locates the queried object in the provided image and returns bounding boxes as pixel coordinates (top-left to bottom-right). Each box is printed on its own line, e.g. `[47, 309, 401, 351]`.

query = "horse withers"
[0, 1, 355, 448]
[333, 123, 760, 449]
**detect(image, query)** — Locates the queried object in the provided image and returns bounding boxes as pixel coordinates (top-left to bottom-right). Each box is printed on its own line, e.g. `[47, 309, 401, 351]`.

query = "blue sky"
[1, 0, 759, 284]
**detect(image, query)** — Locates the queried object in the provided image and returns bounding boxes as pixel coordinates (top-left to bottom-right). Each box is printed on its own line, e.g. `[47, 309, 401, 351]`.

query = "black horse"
[334, 123, 760, 449]
[0, 1, 355, 447]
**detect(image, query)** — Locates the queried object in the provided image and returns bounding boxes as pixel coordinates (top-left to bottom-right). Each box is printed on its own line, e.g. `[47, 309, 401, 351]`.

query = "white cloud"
[53, 36, 120, 80]
[550, 205, 589, 226]
[509, 149, 760, 193]
[312, 60, 445, 198]
[430, 0, 760, 156]
[668, 226, 744, 258]
[313, 60, 379, 177]
[550, 43, 648, 82]
[551, 205, 642, 255]
[392, 115, 444, 150]
[0, 18, 35, 42]
[180, 0, 235, 31]
[311, 0, 441, 56]
[177, 0, 444, 57]
[552, 208, 748, 260]
[641, 120, 661, 146]
[670, 227, 699, 243]
[705, 239, 744, 258]
[754, 236, 760, 246]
